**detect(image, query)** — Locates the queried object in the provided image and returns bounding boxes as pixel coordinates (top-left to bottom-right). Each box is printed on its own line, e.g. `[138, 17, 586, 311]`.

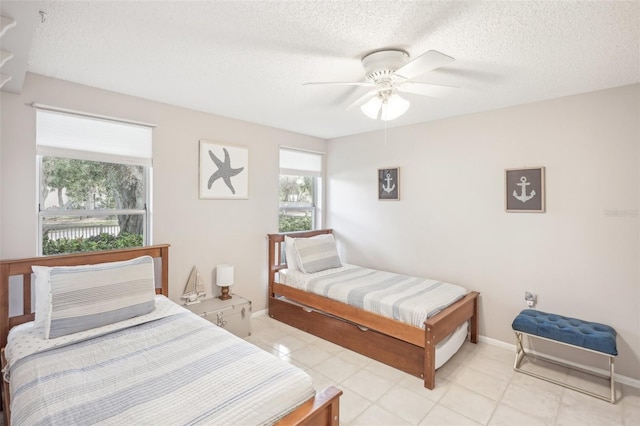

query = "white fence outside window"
[44, 224, 121, 241]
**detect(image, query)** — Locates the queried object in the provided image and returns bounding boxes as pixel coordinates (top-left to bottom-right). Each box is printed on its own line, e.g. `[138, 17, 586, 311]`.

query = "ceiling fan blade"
[303, 81, 374, 87]
[394, 50, 454, 80]
[397, 81, 457, 97]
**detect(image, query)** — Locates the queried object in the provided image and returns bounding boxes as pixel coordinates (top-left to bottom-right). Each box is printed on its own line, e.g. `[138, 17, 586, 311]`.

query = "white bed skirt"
[435, 320, 469, 369]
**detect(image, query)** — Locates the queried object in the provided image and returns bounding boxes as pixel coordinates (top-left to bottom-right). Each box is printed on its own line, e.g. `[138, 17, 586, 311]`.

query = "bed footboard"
[424, 291, 479, 389]
[276, 386, 342, 426]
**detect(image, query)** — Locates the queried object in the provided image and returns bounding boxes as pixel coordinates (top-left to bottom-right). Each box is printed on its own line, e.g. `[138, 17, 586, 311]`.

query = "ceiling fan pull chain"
[384, 118, 388, 146]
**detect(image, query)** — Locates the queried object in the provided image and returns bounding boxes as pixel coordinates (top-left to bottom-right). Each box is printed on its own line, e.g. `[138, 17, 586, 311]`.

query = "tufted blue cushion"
[512, 309, 617, 356]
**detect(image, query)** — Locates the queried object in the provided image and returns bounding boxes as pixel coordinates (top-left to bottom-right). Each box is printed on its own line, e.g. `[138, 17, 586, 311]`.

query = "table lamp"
[216, 264, 234, 300]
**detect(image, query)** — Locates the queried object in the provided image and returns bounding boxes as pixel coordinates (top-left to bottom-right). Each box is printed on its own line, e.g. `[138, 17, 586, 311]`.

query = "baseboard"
[479, 335, 640, 389]
[255, 309, 640, 389]
[252, 308, 267, 318]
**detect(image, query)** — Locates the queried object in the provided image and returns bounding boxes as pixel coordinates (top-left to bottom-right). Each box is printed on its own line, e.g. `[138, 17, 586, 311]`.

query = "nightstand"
[185, 295, 252, 337]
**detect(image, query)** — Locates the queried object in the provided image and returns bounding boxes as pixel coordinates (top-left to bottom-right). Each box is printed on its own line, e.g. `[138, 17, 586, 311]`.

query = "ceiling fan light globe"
[360, 96, 382, 119]
[381, 94, 410, 121]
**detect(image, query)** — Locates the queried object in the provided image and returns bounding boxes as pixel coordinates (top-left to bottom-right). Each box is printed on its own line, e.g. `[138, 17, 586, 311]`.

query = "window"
[36, 107, 153, 255]
[279, 148, 323, 232]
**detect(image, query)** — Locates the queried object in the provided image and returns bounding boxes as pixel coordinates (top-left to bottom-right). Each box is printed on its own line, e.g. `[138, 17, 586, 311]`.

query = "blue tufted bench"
[512, 309, 617, 403]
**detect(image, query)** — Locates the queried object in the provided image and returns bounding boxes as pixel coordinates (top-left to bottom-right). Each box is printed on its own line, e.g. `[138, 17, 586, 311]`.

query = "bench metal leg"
[609, 356, 615, 404]
[513, 331, 616, 404]
[514, 331, 526, 369]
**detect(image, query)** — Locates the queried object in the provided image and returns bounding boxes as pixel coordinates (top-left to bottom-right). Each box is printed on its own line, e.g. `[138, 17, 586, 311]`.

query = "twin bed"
[0, 245, 341, 426]
[1, 230, 479, 425]
[268, 229, 480, 389]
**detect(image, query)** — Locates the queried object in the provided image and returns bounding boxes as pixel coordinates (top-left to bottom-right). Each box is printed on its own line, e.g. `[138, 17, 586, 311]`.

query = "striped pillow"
[294, 234, 342, 273]
[35, 256, 156, 339]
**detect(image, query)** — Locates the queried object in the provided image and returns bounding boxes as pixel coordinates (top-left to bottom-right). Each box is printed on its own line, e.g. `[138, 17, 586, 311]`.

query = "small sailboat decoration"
[181, 266, 206, 305]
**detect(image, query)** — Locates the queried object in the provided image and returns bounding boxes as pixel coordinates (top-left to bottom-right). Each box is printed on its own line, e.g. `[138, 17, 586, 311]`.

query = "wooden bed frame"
[268, 229, 480, 390]
[0, 245, 341, 426]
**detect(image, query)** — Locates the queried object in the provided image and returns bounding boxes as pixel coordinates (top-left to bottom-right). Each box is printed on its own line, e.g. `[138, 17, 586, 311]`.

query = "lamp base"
[218, 286, 232, 300]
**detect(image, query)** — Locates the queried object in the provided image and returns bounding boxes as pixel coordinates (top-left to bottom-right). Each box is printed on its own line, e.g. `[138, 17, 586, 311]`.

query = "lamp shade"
[360, 95, 382, 119]
[360, 93, 410, 121]
[216, 264, 234, 287]
[381, 94, 410, 121]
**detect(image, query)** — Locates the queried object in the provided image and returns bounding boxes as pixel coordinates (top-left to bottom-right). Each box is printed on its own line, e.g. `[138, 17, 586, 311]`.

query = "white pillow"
[32, 255, 156, 339]
[284, 236, 300, 272]
[33, 266, 52, 329]
[293, 233, 342, 274]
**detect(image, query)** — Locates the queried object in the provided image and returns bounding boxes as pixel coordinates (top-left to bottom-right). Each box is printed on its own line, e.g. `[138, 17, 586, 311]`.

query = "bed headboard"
[267, 229, 332, 295]
[0, 244, 170, 349]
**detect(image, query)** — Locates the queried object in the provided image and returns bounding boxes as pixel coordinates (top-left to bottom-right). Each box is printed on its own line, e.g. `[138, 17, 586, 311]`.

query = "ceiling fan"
[304, 49, 455, 121]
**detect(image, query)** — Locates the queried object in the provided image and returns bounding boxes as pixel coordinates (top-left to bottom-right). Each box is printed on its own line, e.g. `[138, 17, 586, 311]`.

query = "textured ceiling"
[2, 1, 639, 139]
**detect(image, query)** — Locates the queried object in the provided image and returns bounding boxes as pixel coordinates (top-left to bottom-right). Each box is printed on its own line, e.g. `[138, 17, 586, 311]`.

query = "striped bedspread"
[7, 304, 315, 425]
[302, 266, 468, 328]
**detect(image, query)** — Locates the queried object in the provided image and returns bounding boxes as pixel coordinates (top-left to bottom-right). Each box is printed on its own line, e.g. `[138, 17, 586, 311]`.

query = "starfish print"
[207, 148, 244, 194]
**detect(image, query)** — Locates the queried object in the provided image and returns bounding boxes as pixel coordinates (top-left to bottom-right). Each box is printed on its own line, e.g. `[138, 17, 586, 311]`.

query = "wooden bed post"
[470, 294, 479, 343]
[267, 233, 279, 297]
[0, 263, 8, 425]
[1, 349, 9, 426]
[276, 386, 342, 425]
[424, 325, 436, 390]
[0, 264, 9, 350]
[160, 244, 170, 297]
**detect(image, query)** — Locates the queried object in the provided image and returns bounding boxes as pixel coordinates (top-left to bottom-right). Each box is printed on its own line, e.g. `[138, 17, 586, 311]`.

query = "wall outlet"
[525, 291, 537, 307]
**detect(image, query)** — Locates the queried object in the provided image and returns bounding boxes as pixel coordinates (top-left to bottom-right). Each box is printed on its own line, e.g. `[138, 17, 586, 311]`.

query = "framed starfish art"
[199, 140, 249, 199]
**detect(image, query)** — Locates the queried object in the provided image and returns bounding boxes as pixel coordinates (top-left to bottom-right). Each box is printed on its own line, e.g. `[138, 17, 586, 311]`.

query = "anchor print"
[382, 173, 396, 193]
[512, 176, 536, 203]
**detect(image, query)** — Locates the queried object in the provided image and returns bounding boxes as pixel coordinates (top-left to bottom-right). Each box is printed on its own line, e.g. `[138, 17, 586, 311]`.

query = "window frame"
[35, 106, 154, 255]
[279, 147, 325, 232]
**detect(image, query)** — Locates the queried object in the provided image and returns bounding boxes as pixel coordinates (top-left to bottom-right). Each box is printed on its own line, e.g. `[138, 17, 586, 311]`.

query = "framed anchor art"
[505, 166, 545, 213]
[199, 140, 249, 199]
[378, 167, 400, 201]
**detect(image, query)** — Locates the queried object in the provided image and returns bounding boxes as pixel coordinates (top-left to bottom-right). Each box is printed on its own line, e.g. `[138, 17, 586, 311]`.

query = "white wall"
[0, 73, 326, 310]
[326, 84, 640, 380]
[2, 74, 638, 380]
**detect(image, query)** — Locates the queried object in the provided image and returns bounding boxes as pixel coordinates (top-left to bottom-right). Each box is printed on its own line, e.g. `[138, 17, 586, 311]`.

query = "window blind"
[36, 109, 153, 166]
[280, 148, 323, 177]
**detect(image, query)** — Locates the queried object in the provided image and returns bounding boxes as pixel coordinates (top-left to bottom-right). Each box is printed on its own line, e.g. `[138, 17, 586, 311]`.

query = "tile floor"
[247, 314, 639, 426]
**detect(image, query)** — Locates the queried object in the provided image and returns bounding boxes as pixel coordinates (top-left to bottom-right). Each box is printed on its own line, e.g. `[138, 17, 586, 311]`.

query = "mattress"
[279, 265, 468, 329]
[5, 296, 315, 425]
